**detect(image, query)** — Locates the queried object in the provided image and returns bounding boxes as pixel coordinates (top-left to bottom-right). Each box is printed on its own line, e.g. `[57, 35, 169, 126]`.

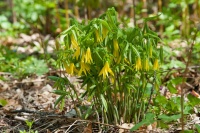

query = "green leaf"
[53, 90, 69, 95]
[60, 25, 75, 35]
[143, 14, 161, 21]
[157, 120, 169, 129]
[23, 57, 48, 76]
[130, 44, 140, 57]
[31, 12, 38, 21]
[187, 94, 200, 107]
[130, 113, 155, 131]
[83, 106, 93, 119]
[0, 99, 8, 106]
[171, 77, 183, 85]
[183, 105, 192, 115]
[25, 120, 34, 129]
[181, 130, 195, 133]
[99, 19, 111, 31]
[54, 95, 65, 108]
[158, 114, 181, 122]
[100, 94, 108, 112]
[195, 124, 200, 133]
[167, 82, 178, 94]
[113, 105, 119, 122]
[155, 95, 168, 106]
[48, 76, 60, 82]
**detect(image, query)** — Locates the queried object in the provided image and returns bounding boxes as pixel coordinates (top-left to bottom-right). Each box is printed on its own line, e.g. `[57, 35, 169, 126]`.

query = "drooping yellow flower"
[135, 57, 142, 71]
[73, 46, 80, 60]
[113, 39, 119, 58]
[153, 59, 159, 70]
[71, 34, 78, 49]
[95, 30, 102, 43]
[78, 62, 90, 76]
[102, 27, 109, 40]
[124, 58, 130, 65]
[99, 61, 114, 79]
[143, 58, 149, 71]
[116, 55, 121, 64]
[65, 63, 76, 75]
[84, 47, 93, 64]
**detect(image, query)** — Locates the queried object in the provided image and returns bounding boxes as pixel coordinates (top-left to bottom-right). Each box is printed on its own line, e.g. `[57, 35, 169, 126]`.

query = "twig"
[42, 115, 132, 131]
[65, 120, 78, 133]
[14, 116, 28, 121]
[160, 65, 200, 73]
[37, 119, 58, 132]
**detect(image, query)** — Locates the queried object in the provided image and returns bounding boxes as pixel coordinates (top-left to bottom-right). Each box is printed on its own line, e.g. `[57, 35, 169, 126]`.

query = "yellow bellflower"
[102, 27, 109, 40]
[73, 46, 80, 60]
[95, 30, 102, 43]
[135, 57, 142, 71]
[113, 39, 119, 58]
[84, 47, 93, 64]
[99, 61, 114, 79]
[143, 58, 149, 71]
[65, 63, 76, 75]
[78, 62, 90, 76]
[153, 59, 159, 70]
[71, 34, 78, 49]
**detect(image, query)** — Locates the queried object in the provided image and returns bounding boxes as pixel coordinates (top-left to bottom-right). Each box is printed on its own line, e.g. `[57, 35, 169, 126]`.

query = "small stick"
[65, 120, 78, 133]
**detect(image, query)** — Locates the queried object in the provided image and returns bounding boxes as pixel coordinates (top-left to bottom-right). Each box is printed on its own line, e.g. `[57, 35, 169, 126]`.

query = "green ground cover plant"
[0, 46, 48, 79]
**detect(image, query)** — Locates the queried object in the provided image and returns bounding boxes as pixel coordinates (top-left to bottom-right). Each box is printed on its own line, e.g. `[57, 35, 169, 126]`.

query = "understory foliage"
[54, 8, 163, 125]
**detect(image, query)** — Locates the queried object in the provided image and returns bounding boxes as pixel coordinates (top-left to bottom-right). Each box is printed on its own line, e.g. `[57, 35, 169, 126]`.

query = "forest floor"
[0, 33, 200, 133]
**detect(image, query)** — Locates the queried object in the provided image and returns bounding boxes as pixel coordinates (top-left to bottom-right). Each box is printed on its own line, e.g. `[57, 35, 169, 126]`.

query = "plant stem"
[132, 0, 136, 26]
[181, 29, 198, 131]
[145, 71, 156, 113]
[55, 0, 61, 31]
[65, 0, 69, 28]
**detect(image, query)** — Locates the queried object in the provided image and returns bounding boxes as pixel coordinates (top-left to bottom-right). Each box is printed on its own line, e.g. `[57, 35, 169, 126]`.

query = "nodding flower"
[99, 61, 114, 79]
[78, 62, 90, 76]
[143, 58, 149, 71]
[84, 47, 93, 64]
[135, 57, 142, 71]
[102, 27, 109, 40]
[73, 46, 80, 60]
[113, 39, 119, 58]
[153, 59, 159, 70]
[95, 30, 102, 43]
[65, 63, 76, 75]
[71, 34, 79, 49]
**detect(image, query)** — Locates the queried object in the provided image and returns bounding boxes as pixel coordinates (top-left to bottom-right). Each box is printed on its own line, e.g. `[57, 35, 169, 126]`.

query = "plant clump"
[55, 7, 163, 125]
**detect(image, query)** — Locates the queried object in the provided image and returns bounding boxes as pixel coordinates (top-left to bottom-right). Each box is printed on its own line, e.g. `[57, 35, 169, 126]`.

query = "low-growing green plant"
[0, 46, 49, 78]
[54, 8, 163, 125]
[19, 120, 38, 133]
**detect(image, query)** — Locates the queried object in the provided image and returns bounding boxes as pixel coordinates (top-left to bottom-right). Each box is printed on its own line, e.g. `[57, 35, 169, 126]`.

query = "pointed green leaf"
[158, 114, 181, 122]
[101, 94, 108, 112]
[130, 113, 155, 131]
[195, 124, 200, 133]
[48, 76, 60, 82]
[187, 94, 200, 107]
